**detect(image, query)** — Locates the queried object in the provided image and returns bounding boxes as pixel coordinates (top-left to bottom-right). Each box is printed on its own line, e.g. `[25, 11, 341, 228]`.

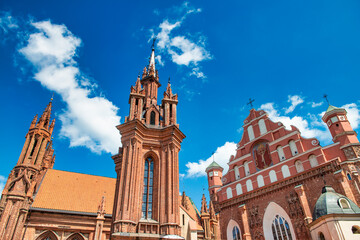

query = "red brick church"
[1, 42, 360, 240]
[0, 45, 218, 240]
[206, 106, 360, 239]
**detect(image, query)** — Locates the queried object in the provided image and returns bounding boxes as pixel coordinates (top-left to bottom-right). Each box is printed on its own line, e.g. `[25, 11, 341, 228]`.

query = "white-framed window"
[289, 140, 298, 156]
[257, 175, 265, 187]
[226, 187, 233, 199]
[281, 165, 290, 178]
[214, 171, 219, 176]
[246, 179, 253, 192]
[236, 183, 242, 195]
[244, 161, 250, 176]
[269, 170, 277, 183]
[248, 125, 255, 141]
[226, 220, 242, 240]
[277, 146, 286, 161]
[295, 160, 304, 173]
[331, 116, 339, 123]
[271, 215, 293, 240]
[339, 198, 350, 209]
[234, 166, 240, 180]
[232, 226, 241, 240]
[259, 119, 267, 135]
[339, 115, 346, 121]
[309, 155, 318, 167]
[209, 172, 213, 177]
[263, 202, 296, 240]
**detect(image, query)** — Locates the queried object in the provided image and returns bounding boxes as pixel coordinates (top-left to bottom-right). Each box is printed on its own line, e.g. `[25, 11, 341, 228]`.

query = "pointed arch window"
[271, 215, 293, 240]
[150, 111, 156, 125]
[232, 226, 241, 240]
[142, 157, 154, 219]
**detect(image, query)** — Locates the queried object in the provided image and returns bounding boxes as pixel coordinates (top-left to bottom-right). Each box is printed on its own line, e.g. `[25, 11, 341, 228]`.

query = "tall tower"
[111, 43, 186, 239]
[322, 104, 360, 159]
[205, 161, 223, 202]
[0, 100, 55, 240]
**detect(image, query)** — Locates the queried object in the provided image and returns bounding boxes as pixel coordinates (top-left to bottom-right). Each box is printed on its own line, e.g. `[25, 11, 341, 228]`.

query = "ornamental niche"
[252, 141, 272, 170]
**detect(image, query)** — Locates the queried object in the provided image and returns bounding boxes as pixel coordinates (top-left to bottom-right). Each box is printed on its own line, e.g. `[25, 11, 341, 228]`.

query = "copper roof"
[32, 169, 116, 214]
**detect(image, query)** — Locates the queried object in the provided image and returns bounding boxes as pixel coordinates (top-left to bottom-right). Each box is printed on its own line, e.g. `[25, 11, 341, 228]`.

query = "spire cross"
[151, 37, 157, 50]
[51, 92, 54, 101]
[247, 98, 255, 108]
[323, 94, 330, 105]
[168, 77, 171, 84]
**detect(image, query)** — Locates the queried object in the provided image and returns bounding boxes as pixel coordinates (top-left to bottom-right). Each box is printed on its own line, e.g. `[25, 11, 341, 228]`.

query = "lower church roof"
[31, 169, 116, 214]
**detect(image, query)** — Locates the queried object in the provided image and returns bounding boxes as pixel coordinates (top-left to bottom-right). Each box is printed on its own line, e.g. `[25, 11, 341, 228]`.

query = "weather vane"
[247, 98, 255, 108]
[323, 94, 330, 105]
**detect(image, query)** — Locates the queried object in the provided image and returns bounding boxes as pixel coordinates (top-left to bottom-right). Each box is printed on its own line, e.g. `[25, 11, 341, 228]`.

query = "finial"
[247, 98, 255, 108]
[50, 92, 54, 102]
[323, 94, 330, 105]
[151, 37, 157, 50]
[168, 77, 171, 84]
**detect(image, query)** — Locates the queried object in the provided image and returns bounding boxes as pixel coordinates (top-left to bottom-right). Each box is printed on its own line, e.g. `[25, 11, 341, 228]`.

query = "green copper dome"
[325, 105, 342, 113]
[313, 186, 360, 220]
[205, 161, 223, 172]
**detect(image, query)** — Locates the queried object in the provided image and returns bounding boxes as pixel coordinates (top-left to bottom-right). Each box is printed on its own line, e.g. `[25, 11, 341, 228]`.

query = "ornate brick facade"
[207, 106, 360, 239]
[0, 101, 55, 240]
[111, 45, 186, 239]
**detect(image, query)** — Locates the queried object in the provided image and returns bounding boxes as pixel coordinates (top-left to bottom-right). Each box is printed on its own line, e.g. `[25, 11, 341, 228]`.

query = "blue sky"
[1, 0, 360, 208]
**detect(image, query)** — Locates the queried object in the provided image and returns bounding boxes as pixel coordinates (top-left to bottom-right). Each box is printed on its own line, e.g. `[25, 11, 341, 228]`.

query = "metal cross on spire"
[247, 98, 255, 108]
[323, 94, 330, 105]
[151, 37, 157, 50]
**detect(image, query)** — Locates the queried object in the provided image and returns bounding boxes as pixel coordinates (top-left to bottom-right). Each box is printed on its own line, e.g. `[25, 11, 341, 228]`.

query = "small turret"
[205, 161, 223, 202]
[30, 114, 38, 129]
[322, 103, 360, 160]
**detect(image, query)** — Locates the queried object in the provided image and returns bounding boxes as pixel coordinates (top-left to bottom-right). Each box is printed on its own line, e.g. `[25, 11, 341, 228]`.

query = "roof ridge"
[49, 169, 116, 180]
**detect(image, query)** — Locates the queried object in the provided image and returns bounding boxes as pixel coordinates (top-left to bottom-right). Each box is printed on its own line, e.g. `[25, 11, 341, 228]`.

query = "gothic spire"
[209, 200, 216, 219]
[201, 194, 208, 214]
[38, 99, 53, 129]
[148, 38, 156, 77]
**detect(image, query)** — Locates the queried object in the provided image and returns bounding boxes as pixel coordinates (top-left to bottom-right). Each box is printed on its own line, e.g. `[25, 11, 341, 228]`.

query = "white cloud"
[342, 103, 360, 129]
[154, 3, 211, 79]
[285, 95, 304, 114]
[155, 55, 164, 66]
[311, 101, 324, 108]
[19, 20, 121, 154]
[0, 175, 6, 194]
[261, 103, 331, 141]
[0, 12, 18, 34]
[184, 142, 237, 178]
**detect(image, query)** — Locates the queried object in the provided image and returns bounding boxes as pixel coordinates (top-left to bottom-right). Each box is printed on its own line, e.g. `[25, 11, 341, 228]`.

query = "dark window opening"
[150, 111, 156, 125]
[142, 157, 154, 219]
[30, 138, 38, 157]
[182, 214, 185, 225]
[170, 104, 173, 119]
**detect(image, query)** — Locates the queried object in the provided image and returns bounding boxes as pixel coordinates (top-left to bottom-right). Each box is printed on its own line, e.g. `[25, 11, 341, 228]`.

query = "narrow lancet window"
[142, 157, 154, 219]
[150, 111, 155, 125]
